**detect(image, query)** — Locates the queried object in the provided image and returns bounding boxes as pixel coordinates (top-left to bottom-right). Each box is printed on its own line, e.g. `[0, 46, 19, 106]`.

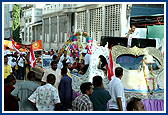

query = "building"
[21, 7, 43, 44]
[42, 4, 131, 50]
[4, 4, 13, 40]
[4, 3, 164, 51]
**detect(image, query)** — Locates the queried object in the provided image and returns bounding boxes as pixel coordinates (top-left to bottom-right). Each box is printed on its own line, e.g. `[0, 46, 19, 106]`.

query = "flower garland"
[143, 59, 155, 95]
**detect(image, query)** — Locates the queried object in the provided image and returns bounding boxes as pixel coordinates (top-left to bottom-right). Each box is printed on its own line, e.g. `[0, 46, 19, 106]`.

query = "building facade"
[22, 7, 43, 44]
[41, 4, 131, 51]
[4, 4, 14, 40]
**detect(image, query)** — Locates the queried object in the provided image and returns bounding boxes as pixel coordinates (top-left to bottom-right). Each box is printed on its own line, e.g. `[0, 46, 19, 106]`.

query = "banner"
[4, 40, 43, 52]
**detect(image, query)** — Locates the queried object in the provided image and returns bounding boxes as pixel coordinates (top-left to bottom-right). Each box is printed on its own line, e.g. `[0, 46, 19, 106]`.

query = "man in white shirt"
[28, 74, 61, 111]
[41, 61, 62, 90]
[17, 54, 25, 80]
[126, 25, 138, 47]
[69, 52, 77, 67]
[109, 67, 125, 111]
[81, 49, 91, 74]
[60, 50, 70, 62]
[56, 56, 63, 70]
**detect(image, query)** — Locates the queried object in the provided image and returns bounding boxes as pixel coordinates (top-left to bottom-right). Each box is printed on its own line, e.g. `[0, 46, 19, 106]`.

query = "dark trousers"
[18, 66, 25, 80]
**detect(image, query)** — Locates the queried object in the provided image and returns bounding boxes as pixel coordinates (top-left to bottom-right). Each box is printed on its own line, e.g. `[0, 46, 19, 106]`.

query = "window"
[29, 18, 31, 23]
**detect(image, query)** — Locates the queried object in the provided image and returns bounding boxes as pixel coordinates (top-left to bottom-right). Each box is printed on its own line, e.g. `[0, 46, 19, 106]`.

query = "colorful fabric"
[29, 40, 36, 68]
[72, 94, 93, 111]
[86, 37, 92, 43]
[28, 84, 60, 111]
[4, 65, 12, 79]
[4, 84, 19, 111]
[67, 69, 72, 78]
[106, 46, 114, 81]
[5, 38, 43, 52]
[11, 36, 23, 54]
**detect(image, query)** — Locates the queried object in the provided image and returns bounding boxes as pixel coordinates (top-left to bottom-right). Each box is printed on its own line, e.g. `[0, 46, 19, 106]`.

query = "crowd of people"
[4, 41, 146, 111]
[4, 47, 31, 82]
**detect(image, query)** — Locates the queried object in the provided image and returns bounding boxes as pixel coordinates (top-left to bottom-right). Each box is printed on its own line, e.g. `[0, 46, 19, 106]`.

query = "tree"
[12, 4, 21, 43]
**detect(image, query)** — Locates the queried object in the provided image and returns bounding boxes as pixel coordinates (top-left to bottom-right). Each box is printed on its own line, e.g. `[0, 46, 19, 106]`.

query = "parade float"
[63, 32, 164, 111]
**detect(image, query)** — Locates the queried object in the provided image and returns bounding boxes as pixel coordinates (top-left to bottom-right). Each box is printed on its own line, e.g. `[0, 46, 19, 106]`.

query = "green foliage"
[12, 4, 21, 43]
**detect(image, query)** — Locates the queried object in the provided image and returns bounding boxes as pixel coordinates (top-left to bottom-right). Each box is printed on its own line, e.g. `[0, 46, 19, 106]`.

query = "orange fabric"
[4, 40, 43, 52]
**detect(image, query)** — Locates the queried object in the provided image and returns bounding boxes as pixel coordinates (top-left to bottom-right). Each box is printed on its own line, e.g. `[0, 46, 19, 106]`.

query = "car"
[33, 56, 52, 80]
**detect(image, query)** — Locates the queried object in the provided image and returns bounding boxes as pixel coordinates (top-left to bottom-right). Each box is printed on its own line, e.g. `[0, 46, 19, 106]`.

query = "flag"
[106, 45, 114, 81]
[11, 36, 23, 54]
[29, 40, 36, 68]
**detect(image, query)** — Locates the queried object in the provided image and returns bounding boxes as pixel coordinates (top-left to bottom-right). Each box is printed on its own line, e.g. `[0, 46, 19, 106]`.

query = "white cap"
[81, 49, 87, 54]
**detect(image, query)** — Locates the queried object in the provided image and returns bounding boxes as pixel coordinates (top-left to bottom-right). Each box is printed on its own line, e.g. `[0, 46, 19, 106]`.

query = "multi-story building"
[42, 4, 131, 50]
[4, 4, 13, 40]
[21, 7, 43, 44]
[4, 3, 164, 51]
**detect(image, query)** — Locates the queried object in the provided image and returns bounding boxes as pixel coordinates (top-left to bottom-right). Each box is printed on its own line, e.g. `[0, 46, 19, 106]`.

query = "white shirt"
[60, 54, 70, 62]
[85, 54, 91, 65]
[41, 68, 62, 90]
[18, 56, 25, 67]
[109, 76, 125, 111]
[8, 56, 13, 66]
[11, 61, 17, 68]
[28, 84, 60, 111]
[69, 57, 76, 67]
[57, 61, 63, 69]
[126, 31, 138, 46]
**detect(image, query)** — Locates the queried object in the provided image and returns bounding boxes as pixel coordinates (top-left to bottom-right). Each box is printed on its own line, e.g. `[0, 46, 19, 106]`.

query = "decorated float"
[59, 32, 164, 111]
